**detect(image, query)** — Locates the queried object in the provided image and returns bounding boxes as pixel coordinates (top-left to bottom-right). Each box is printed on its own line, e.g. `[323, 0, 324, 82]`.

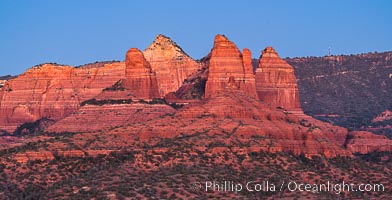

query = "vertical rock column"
[205, 34, 257, 98]
[255, 47, 301, 110]
[124, 48, 160, 99]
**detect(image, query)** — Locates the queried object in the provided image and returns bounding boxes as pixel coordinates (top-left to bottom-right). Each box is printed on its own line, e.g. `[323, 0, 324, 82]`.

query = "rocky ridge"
[0, 62, 126, 132]
[0, 34, 391, 160]
[1, 35, 392, 199]
[372, 109, 392, 123]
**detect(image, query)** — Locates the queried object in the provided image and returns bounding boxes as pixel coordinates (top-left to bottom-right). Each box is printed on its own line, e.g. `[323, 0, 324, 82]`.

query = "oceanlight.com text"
[191, 180, 385, 194]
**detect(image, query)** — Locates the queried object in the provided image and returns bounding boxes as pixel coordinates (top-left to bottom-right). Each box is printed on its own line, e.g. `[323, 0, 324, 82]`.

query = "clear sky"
[0, 0, 391, 75]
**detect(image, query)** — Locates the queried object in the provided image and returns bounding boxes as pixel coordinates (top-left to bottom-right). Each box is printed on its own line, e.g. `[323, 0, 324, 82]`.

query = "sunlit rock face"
[255, 46, 301, 111]
[205, 34, 257, 98]
[143, 34, 200, 97]
[0, 62, 125, 132]
[123, 48, 160, 99]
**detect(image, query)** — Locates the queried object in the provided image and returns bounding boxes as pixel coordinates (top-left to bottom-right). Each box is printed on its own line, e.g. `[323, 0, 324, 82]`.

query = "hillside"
[1, 129, 391, 199]
[284, 52, 392, 138]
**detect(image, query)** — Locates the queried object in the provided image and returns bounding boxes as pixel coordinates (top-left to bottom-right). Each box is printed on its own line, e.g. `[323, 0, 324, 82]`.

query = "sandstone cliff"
[345, 131, 392, 154]
[0, 62, 125, 132]
[93, 48, 160, 101]
[47, 48, 170, 133]
[175, 89, 352, 157]
[256, 47, 301, 111]
[204, 34, 257, 98]
[143, 34, 200, 97]
[95, 88, 392, 158]
[122, 48, 160, 99]
[47, 103, 175, 133]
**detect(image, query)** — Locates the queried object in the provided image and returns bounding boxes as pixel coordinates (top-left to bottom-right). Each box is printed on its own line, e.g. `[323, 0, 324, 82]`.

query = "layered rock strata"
[255, 47, 301, 111]
[122, 48, 160, 99]
[0, 62, 125, 132]
[47, 103, 175, 133]
[204, 34, 258, 98]
[143, 34, 200, 97]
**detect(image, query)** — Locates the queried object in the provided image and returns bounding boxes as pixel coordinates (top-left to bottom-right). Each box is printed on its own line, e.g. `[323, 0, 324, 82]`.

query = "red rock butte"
[256, 46, 301, 111]
[123, 48, 160, 99]
[143, 34, 200, 97]
[205, 34, 257, 98]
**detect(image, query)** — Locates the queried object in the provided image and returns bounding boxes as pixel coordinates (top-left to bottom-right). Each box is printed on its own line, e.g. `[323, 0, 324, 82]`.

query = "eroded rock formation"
[256, 47, 301, 111]
[345, 131, 392, 154]
[1, 34, 391, 160]
[0, 62, 125, 132]
[143, 34, 200, 97]
[122, 48, 160, 99]
[131, 89, 356, 158]
[204, 34, 257, 98]
[47, 103, 175, 133]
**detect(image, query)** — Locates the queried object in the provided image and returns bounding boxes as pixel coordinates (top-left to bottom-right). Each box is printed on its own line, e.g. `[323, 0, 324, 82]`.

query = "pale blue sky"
[1, 0, 391, 75]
